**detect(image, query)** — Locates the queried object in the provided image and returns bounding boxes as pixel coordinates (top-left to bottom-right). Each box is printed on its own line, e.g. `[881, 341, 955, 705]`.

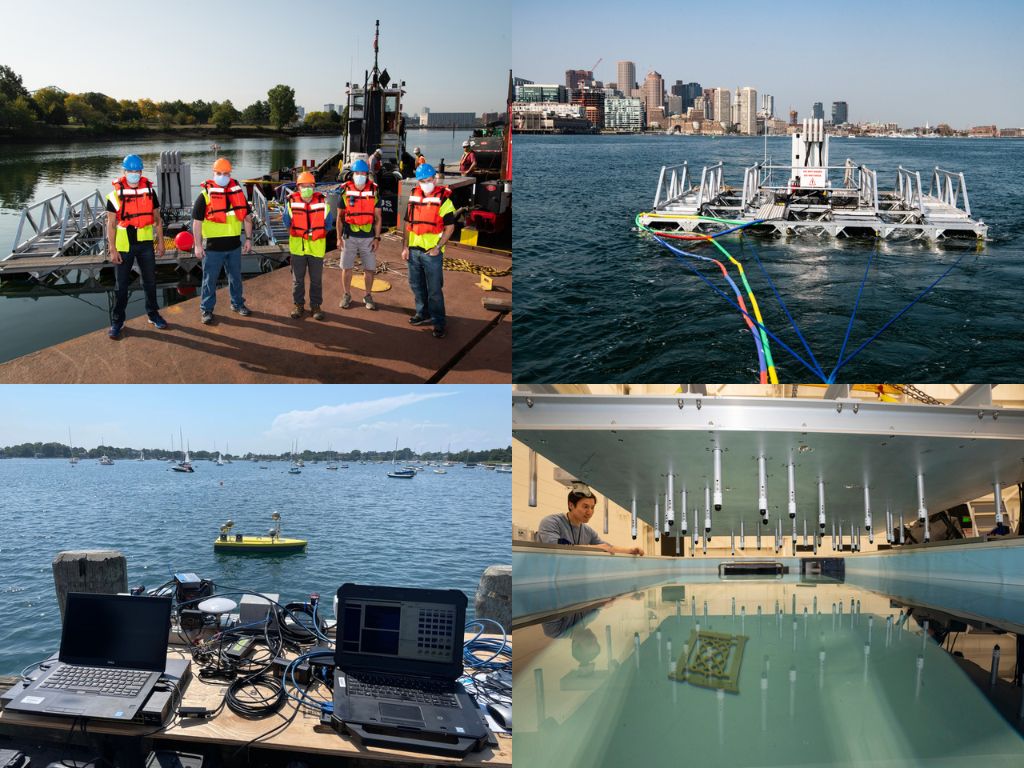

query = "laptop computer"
[332, 583, 489, 756]
[6, 592, 171, 721]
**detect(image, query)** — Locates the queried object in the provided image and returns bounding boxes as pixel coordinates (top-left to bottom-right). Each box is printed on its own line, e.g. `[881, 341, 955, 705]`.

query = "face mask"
[419, 182, 435, 195]
[299, 187, 314, 201]
[214, 173, 231, 187]
[125, 172, 141, 185]
[352, 174, 367, 188]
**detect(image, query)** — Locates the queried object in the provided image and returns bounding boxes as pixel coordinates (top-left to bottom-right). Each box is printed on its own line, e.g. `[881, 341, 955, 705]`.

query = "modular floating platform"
[639, 119, 987, 242]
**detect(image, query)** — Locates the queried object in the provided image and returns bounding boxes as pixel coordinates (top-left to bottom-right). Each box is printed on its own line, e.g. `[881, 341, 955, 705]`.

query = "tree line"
[0, 65, 345, 134]
[0, 442, 513, 463]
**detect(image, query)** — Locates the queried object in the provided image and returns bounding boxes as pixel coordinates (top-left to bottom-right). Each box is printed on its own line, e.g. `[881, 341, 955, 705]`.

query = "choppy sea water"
[514, 134, 1024, 382]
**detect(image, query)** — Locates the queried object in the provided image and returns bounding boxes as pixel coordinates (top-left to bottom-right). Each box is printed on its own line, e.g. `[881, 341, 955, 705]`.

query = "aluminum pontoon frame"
[641, 120, 987, 242]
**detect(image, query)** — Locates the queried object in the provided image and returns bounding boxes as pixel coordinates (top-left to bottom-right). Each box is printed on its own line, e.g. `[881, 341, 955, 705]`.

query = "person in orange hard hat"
[282, 170, 334, 320]
[191, 157, 253, 324]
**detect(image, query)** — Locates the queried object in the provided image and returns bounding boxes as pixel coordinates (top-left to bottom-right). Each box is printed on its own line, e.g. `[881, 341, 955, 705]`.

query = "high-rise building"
[518, 84, 569, 103]
[670, 80, 685, 97]
[571, 89, 606, 128]
[642, 71, 665, 113]
[324, 103, 336, 114]
[760, 93, 774, 118]
[738, 87, 757, 135]
[789, 109, 798, 126]
[681, 82, 702, 111]
[667, 95, 683, 115]
[565, 69, 592, 92]
[832, 101, 848, 125]
[693, 95, 709, 119]
[710, 87, 731, 127]
[812, 102, 824, 120]
[605, 97, 644, 132]
[617, 61, 637, 96]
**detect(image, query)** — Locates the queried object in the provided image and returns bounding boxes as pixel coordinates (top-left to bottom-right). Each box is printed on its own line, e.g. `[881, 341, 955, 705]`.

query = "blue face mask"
[125, 172, 141, 185]
[214, 173, 231, 187]
[352, 174, 367, 188]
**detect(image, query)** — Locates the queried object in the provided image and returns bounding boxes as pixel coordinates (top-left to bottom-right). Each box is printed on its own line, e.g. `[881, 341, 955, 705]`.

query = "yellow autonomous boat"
[215, 512, 307, 554]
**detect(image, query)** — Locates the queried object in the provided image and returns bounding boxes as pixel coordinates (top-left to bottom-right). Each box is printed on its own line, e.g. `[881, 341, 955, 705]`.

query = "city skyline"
[0, 385, 511, 454]
[511, 0, 1024, 128]
[4, 1, 508, 115]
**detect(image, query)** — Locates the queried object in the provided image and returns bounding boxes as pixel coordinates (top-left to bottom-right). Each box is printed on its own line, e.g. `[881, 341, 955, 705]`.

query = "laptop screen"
[335, 584, 467, 679]
[60, 593, 172, 671]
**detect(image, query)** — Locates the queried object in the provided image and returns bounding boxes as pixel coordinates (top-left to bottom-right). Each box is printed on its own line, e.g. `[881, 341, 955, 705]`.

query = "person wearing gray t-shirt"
[537, 482, 643, 555]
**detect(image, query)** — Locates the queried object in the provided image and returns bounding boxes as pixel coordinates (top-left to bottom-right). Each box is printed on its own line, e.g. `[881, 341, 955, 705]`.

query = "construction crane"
[590, 57, 602, 73]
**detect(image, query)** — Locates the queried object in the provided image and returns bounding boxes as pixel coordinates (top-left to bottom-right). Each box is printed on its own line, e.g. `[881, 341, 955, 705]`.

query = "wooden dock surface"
[0, 237, 511, 384]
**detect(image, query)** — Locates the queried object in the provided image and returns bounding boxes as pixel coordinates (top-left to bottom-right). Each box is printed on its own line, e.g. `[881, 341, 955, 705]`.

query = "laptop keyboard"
[347, 673, 460, 708]
[41, 665, 151, 697]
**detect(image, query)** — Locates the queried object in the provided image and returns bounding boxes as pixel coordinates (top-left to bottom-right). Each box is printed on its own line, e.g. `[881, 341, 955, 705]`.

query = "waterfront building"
[832, 100, 848, 125]
[605, 97, 644, 132]
[738, 86, 757, 135]
[812, 102, 824, 120]
[617, 61, 637, 96]
[518, 83, 569, 103]
[571, 89, 606, 128]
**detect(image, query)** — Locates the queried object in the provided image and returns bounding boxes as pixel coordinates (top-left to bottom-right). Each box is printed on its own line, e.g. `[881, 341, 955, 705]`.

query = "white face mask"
[125, 172, 141, 185]
[214, 173, 231, 187]
[352, 174, 367, 188]
[419, 181, 435, 195]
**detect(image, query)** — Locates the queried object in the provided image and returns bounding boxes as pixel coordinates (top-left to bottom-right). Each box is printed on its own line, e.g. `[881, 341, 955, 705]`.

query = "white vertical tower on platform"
[790, 118, 830, 188]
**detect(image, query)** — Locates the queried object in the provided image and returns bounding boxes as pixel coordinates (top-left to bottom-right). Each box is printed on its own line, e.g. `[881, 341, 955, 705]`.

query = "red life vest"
[112, 176, 155, 227]
[201, 179, 249, 223]
[406, 184, 452, 236]
[459, 151, 476, 175]
[288, 191, 328, 241]
[341, 179, 378, 227]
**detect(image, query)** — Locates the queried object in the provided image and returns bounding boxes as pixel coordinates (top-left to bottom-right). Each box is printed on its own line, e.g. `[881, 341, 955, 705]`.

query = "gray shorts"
[341, 236, 376, 271]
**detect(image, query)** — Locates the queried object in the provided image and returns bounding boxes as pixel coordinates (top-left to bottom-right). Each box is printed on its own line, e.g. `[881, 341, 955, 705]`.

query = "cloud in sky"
[268, 391, 458, 435]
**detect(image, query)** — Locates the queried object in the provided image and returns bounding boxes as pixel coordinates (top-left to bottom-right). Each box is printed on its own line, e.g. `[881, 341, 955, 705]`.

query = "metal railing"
[7, 190, 106, 260]
[653, 162, 691, 208]
[250, 186, 276, 245]
[928, 167, 972, 216]
[895, 166, 924, 211]
[695, 162, 724, 209]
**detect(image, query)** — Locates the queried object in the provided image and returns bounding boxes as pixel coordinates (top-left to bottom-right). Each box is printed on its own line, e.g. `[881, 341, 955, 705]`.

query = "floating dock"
[639, 119, 988, 242]
[0, 235, 510, 384]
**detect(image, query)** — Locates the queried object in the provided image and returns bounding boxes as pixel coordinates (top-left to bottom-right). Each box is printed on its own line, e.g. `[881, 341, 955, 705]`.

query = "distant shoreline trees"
[1, 66, 343, 137]
[0, 442, 513, 464]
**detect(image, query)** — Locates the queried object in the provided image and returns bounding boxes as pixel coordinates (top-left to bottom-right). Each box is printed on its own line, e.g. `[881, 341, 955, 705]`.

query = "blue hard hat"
[122, 154, 143, 171]
[352, 158, 370, 173]
[415, 163, 437, 181]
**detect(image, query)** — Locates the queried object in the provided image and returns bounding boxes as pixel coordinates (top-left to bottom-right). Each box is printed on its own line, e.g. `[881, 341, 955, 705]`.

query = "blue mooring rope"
[648, 233, 970, 383]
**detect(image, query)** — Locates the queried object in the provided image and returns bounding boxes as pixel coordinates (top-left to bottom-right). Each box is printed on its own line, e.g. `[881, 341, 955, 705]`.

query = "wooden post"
[474, 564, 511, 630]
[52, 550, 128, 623]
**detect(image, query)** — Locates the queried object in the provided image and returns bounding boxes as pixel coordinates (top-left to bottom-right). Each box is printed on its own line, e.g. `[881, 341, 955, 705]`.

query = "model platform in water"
[639, 119, 987, 243]
[215, 514, 306, 554]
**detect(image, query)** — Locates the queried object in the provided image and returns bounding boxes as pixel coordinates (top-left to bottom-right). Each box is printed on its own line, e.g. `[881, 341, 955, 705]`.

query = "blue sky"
[0, 385, 511, 454]
[3, 1, 509, 114]
[512, 0, 1024, 127]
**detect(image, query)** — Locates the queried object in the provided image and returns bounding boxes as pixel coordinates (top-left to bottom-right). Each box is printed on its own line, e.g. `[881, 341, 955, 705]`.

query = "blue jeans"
[407, 247, 445, 329]
[112, 241, 159, 324]
[200, 246, 243, 314]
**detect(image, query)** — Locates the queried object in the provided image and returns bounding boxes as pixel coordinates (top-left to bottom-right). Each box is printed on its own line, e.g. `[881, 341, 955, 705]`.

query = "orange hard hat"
[296, 171, 315, 185]
[212, 157, 232, 173]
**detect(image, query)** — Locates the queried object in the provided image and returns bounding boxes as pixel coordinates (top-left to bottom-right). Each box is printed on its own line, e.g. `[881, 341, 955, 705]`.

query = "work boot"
[340, 292, 352, 309]
[311, 305, 325, 321]
[290, 304, 304, 319]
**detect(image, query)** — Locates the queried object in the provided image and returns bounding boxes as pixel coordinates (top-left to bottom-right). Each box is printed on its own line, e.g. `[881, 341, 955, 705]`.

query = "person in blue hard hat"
[104, 154, 167, 338]
[338, 158, 383, 310]
[402, 163, 456, 339]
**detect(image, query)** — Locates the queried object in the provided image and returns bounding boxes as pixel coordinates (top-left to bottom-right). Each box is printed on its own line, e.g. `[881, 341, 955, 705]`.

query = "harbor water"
[514, 135, 1024, 382]
[514, 577, 1024, 767]
[0, 130, 467, 363]
[0, 457, 510, 675]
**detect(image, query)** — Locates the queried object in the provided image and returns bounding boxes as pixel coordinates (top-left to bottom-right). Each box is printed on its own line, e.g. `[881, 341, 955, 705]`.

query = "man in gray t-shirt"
[537, 483, 643, 555]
